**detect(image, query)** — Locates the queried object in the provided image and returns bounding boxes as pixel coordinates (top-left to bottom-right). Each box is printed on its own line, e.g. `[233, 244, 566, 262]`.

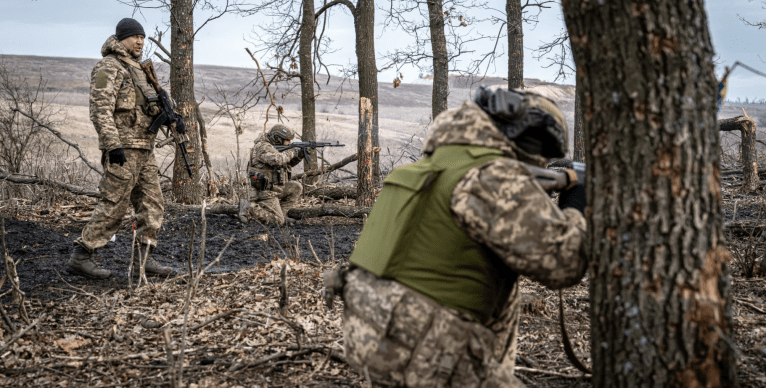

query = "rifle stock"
[527, 161, 585, 192]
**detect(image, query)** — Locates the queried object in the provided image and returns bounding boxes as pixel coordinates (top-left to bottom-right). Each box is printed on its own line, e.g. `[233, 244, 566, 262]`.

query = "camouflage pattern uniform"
[335, 100, 588, 387]
[76, 35, 163, 252]
[245, 129, 303, 225]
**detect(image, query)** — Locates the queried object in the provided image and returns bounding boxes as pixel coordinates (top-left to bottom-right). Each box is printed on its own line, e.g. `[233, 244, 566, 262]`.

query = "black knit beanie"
[115, 18, 145, 41]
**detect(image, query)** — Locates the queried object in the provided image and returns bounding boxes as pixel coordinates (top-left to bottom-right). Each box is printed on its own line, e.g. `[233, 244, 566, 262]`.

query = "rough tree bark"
[427, 0, 449, 119]
[300, 0, 318, 177]
[353, 0, 380, 186]
[719, 116, 758, 192]
[357, 97, 375, 207]
[572, 73, 584, 162]
[506, 0, 523, 89]
[563, 1, 737, 386]
[170, 0, 202, 204]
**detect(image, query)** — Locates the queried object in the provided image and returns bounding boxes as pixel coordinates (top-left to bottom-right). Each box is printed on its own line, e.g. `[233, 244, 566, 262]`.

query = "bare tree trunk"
[170, 0, 202, 204]
[506, 0, 523, 89]
[563, 1, 737, 386]
[427, 0, 449, 120]
[300, 0, 318, 179]
[354, 0, 380, 186]
[720, 116, 758, 193]
[356, 97, 374, 207]
[741, 119, 758, 192]
[573, 72, 584, 162]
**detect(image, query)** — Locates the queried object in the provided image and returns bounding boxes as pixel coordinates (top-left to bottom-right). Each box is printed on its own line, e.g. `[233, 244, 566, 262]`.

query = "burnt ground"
[0, 190, 764, 387]
[1, 210, 362, 300]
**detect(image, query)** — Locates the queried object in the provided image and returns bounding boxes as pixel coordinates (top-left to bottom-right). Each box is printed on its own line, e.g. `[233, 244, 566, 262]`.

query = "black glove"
[108, 148, 127, 166]
[558, 184, 586, 214]
[174, 116, 186, 134]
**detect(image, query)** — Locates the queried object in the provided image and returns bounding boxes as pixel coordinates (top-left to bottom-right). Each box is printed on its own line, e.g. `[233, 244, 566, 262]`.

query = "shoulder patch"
[95, 70, 109, 89]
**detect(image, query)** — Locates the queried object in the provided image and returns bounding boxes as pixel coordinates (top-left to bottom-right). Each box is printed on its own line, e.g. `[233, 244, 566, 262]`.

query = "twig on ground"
[308, 240, 322, 267]
[0, 314, 45, 353]
[189, 308, 246, 332]
[514, 366, 590, 379]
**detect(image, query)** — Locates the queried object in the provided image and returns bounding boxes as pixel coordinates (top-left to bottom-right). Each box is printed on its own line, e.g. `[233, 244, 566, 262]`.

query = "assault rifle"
[274, 141, 345, 164]
[526, 161, 585, 192]
[139, 59, 194, 178]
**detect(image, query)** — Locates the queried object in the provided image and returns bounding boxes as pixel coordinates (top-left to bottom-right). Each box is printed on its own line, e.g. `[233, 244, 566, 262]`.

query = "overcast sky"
[0, 0, 765, 101]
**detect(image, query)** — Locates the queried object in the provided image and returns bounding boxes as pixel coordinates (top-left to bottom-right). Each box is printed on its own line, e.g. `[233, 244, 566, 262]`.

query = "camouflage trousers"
[247, 181, 302, 225]
[76, 149, 163, 251]
[341, 268, 524, 388]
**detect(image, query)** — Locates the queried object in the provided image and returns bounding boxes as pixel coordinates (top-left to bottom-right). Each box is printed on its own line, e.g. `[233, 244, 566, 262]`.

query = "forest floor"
[0, 177, 765, 387]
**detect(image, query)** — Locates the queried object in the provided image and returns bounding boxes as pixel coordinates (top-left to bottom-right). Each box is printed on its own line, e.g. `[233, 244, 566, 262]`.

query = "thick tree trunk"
[305, 185, 357, 199]
[506, 0, 523, 89]
[563, 1, 737, 386]
[573, 72, 585, 162]
[170, 0, 202, 204]
[427, 0, 449, 120]
[300, 0, 318, 179]
[354, 0, 380, 186]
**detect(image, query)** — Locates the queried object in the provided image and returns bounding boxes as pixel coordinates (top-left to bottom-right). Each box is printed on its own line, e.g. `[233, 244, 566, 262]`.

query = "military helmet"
[266, 124, 296, 145]
[473, 85, 568, 159]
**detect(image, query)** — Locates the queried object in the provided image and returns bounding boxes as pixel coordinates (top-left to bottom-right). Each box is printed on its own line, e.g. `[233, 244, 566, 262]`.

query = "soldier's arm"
[450, 158, 588, 289]
[89, 60, 124, 152]
[257, 143, 300, 167]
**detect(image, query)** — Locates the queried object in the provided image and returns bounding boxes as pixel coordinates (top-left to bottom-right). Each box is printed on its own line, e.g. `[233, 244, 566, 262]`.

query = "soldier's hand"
[558, 184, 586, 214]
[108, 148, 127, 166]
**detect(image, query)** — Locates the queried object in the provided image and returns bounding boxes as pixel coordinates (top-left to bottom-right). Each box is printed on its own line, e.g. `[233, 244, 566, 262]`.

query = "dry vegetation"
[0, 54, 765, 387]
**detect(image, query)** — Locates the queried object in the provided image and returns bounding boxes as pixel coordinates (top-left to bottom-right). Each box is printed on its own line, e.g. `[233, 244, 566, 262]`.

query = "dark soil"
[1, 210, 362, 300]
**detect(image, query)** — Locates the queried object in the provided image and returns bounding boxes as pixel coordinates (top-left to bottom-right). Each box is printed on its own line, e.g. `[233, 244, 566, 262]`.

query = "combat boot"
[66, 244, 111, 279]
[238, 199, 250, 224]
[132, 244, 174, 276]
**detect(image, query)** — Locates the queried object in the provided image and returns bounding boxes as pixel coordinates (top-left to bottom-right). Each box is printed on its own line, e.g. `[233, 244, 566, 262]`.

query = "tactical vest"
[248, 143, 291, 190]
[110, 55, 157, 114]
[350, 145, 517, 323]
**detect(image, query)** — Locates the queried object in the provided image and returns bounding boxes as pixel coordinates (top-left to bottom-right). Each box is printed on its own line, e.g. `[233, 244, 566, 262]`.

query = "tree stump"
[719, 115, 758, 192]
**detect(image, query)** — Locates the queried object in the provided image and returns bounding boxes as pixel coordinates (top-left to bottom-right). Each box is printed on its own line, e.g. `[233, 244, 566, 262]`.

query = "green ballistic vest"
[350, 145, 517, 323]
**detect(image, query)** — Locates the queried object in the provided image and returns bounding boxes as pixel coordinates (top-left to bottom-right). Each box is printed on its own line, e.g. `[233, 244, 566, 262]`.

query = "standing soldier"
[67, 18, 172, 278]
[238, 124, 304, 225]
[324, 87, 588, 387]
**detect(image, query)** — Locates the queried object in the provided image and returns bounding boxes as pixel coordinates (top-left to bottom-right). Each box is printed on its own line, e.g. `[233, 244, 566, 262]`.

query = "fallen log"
[305, 185, 357, 199]
[287, 205, 369, 219]
[166, 203, 370, 219]
[0, 171, 101, 198]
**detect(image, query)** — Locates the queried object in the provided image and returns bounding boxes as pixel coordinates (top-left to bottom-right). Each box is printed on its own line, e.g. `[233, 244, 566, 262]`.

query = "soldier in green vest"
[324, 87, 587, 387]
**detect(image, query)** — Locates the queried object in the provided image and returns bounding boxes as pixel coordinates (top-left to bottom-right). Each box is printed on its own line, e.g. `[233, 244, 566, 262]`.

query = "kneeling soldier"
[239, 124, 304, 225]
[325, 87, 588, 387]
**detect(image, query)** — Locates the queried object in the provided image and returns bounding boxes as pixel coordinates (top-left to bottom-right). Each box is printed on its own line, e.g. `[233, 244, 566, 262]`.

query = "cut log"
[0, 171, 100, 198]
[305, 186, 357, 199]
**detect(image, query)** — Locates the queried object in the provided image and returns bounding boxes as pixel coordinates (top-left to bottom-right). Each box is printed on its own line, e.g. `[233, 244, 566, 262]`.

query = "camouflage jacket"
[248, 134, 302, 189]
[89, 35, 157, 152]
[431, 100, 588, 289]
